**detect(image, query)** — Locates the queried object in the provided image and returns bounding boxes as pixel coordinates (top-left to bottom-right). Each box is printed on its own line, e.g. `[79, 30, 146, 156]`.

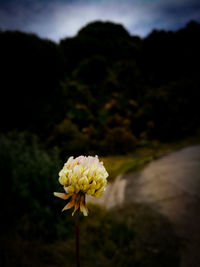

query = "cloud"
[0, 0, 200, 42]
[0, 1, 135, 41]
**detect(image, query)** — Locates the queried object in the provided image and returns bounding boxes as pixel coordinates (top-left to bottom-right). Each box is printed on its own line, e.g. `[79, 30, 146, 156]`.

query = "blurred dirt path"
[88, 145, 200, 267]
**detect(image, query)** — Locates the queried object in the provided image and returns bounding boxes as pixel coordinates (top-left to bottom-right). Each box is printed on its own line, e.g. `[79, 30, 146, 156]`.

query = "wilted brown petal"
[54, 192, 70, 200]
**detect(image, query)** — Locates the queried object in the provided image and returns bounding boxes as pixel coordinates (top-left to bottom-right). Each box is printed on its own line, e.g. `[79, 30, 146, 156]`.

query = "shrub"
[47, 119, 90, 159]
[0, 133, 74, 240]
[101, 127, 137, 154]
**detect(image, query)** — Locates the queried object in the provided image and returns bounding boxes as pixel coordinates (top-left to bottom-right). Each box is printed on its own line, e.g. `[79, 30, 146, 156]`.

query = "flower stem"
[75, 210, 80, 267]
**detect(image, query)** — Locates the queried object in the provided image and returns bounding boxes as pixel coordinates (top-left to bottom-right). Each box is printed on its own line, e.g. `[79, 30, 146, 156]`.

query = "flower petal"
[72, 202, 80, 216]
[54, 192, 70, 200]
[64, 185, 74, 193]
[62, 200, 75, 212]
[80, 202, 88, 216]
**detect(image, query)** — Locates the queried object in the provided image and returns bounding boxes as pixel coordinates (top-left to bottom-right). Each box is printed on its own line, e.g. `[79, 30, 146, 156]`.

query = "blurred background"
[0, 0, 200, 266]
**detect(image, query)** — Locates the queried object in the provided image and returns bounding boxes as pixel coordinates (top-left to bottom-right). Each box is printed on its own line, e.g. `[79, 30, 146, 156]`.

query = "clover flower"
[54, 155, 108, 216]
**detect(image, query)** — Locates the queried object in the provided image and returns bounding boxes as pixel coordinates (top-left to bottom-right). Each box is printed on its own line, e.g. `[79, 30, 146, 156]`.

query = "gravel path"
[88, 145, 200, 267]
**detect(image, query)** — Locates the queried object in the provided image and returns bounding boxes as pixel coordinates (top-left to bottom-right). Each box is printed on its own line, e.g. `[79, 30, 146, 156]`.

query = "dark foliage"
[2, 20, 198, 266]
[0, 133, 74, 241]
[0, 31, 66, 135]
[0, 20, 200, 153]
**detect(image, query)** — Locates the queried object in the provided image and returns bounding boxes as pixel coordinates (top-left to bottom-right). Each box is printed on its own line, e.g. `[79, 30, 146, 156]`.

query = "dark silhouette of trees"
[0, 31, 66, 135]
[0, 20, 200, 153]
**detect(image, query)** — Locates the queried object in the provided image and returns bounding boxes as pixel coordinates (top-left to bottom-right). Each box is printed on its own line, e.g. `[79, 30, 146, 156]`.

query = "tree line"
[0, 20, 200, 156]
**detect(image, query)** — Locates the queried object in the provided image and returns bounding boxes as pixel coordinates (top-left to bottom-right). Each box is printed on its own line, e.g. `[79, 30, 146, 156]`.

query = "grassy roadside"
[101, 136, 200, 182]
[5, 203, 180, 267]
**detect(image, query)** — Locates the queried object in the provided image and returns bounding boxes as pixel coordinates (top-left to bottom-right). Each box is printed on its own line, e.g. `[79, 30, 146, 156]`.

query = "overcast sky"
[0, 0, 200, 42]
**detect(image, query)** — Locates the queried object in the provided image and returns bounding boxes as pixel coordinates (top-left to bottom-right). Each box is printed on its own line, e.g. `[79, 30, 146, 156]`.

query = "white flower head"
[54, 155, 108, 216]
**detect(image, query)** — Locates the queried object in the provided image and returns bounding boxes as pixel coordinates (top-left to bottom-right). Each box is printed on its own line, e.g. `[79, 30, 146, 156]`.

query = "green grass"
[5, 203, 180, 267]
[101, 136, 200, 182]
